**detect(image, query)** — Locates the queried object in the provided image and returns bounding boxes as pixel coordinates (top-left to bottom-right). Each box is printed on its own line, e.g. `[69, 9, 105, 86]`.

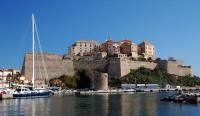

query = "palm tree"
[49, 78, 63, 87]
[6, 73, 12, 88]
[15, 72, 21, 84]
[0, 70, 3, 81]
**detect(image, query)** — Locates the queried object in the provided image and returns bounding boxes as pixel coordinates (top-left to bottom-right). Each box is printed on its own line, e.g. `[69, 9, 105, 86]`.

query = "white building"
[138, 41, 155, 59]
[0, 69, 13, 82]
[0, 69, 20, 87]
[68, 40, 98, 56]
[130, 43, 138, 58]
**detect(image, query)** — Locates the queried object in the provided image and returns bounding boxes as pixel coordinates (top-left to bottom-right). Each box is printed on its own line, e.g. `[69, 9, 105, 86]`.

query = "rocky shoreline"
[161, 91, 200, 104]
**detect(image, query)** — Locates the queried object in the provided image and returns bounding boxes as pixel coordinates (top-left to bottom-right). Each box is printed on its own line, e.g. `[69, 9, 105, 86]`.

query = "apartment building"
[120, 41, 138, 58]
[101, 39, 133, 56]
[69, 39, 156, 60]
[68, 40, 97, 56]
[138, 41, 155, 59]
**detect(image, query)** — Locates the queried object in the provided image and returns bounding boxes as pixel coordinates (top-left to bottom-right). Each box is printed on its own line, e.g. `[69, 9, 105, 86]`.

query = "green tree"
[147, 57, 153, 62]
[59, 75, 77, 88]
[138, 57, 147, 62]
[75, 69, 92, 89]
[6, 73, 12, 88]
[49, 78, 64, 87]
[108, 77, 121, 88]
[121, 67, 200, 87]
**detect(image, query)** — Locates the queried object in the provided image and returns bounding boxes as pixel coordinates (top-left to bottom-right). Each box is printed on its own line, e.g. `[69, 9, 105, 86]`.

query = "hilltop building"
[98, 39, 155, 59]
[120, 41, 138, 58]
[138, 41, 155, 60]
[68, 40, 97, 56]
[100, 39, 137, 57]
[68, 39, 155, 60]
[21, 39, 192, 82]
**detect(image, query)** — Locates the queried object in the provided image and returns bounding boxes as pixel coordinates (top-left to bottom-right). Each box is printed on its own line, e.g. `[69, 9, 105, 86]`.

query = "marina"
[0, 87, 199, 100]
[1, 1, 200, 116]
[1, 92, 200, 116]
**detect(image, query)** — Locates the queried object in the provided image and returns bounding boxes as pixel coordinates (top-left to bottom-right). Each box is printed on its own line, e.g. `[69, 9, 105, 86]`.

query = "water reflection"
[121, 93, 159, 116]
[72, 94, 108, 116]
[0, 93, 200, 116]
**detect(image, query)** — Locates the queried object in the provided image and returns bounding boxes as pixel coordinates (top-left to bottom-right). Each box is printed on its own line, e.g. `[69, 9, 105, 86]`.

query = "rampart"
[108, 58, 157, 77]
[155, 59, 192, 76]
[73, 60, 107, 71]
[21, 53, 192, 81]
[21, 53, 74, 81]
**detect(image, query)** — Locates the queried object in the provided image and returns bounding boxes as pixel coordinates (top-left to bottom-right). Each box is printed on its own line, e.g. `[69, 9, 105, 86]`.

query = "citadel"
[21, 39, 192, 82]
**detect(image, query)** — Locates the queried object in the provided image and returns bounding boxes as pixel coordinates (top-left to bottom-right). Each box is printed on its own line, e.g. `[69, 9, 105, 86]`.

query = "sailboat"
[13, 14, 51, 98]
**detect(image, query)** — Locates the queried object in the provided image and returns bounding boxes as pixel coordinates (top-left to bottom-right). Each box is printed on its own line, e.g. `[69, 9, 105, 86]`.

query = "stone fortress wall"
[156, 59, 192, 76]
[84, 70, 109, 90]
[21, 53, 192, 81]
[121, 58, 157, 77]
[167, 60, 192, 76]
[72, 57, 192, 77]
[73, 60, 107, 71]
[21, 53, 74, 81]
[92, 72, 108, 90]
[73, 57, 157, 78]
[108, 58, 157, 77]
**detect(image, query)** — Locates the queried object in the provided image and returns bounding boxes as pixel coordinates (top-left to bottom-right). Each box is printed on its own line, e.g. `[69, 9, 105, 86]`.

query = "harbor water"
[0, 92, 200, 116]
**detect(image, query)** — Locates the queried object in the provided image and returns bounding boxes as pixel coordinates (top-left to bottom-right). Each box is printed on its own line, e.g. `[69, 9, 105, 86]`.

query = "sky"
[0, 0, 200, 75]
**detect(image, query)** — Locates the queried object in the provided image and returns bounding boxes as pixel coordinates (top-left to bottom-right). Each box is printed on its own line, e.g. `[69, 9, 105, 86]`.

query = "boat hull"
[13, 91, 51, 98]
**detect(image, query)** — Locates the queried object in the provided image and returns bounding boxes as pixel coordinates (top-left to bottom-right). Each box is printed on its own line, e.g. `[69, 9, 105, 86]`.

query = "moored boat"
[13, 87, 51, 98]
[13, 14, 51, 98]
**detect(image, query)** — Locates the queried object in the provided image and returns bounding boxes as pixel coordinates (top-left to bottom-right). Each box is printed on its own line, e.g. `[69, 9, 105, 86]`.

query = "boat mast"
[32, 14, 35, 88]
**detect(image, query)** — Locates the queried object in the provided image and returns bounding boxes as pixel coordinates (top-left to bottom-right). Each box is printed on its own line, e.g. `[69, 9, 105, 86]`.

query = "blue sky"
[0, 0, 200, 75]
